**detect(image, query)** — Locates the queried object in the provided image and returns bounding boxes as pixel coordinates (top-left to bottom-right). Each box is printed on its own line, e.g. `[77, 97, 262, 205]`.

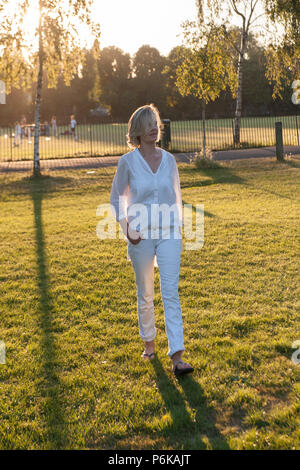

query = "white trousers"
[128, 237, 185, 357]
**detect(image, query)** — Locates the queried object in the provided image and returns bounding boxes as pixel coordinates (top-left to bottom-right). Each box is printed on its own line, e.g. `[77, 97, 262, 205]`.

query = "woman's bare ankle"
[144, 340, 155, 354]
[171, 350, 183, 365]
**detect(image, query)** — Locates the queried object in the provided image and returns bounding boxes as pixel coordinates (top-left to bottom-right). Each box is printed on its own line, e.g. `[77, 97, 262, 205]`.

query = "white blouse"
[110, 147, 183, 266]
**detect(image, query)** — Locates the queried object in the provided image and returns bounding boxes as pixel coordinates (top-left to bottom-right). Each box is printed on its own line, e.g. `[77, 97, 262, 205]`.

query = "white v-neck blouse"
[110, 147, 183, 264]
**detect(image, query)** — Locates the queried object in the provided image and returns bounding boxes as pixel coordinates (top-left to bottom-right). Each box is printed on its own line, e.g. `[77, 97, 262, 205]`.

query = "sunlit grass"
[0, 156, 299, 449]
[0, 115, 299, 161]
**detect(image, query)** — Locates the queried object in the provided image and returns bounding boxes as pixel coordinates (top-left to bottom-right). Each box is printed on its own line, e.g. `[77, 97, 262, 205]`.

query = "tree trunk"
[33, 2, 43, 176]
[234, 31, 247, 146]
[202, 98, 206, 158]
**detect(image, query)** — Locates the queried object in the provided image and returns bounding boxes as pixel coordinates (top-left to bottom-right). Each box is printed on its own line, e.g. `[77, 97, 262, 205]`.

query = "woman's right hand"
[127, 223, 144, 245]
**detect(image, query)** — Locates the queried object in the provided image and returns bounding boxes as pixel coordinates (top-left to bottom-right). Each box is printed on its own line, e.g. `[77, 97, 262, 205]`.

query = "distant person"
[51, 115, 57, 137]
[27, 125, 32, 143]
[44, 121, 50, 137]
[20, 115, 26, 141]
[14, 121, 22, 146]
[70, 114, 77, 140]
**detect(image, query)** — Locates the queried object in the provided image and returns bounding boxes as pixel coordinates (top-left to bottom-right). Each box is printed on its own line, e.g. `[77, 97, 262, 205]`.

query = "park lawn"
[0, 156, 299, 450]
[0, 115, 299, 161]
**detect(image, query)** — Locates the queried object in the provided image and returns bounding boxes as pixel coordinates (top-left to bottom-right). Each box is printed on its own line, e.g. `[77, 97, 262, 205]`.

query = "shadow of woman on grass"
[150, 358, 229, 450]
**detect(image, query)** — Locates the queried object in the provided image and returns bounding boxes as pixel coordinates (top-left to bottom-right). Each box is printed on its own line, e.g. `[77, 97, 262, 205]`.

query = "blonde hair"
[126, 103, 162, 149]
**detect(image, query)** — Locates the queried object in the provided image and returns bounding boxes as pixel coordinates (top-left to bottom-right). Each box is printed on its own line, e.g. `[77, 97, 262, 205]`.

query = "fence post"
[275, 121, 284, 161]
[89, 122, 93, 156]
[10, 126, 12, 161]
[161, 119, 171, 150]
[296, 115, 299, 147]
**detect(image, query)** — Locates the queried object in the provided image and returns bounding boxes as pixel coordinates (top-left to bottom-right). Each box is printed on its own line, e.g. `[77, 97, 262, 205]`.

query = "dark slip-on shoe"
[173, 360, 194, 376]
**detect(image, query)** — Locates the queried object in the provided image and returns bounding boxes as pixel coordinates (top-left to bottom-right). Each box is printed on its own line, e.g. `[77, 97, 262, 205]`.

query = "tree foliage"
[0, 0, 101, 93]
[263, 0, 300, 99]
[175, 20, 237, 103]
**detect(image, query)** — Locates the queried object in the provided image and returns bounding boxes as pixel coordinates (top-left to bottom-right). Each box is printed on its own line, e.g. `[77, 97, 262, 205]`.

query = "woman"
[110, 104, 193, 376]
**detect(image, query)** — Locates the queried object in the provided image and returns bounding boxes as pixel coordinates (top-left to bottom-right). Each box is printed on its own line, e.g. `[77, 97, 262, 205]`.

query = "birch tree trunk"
[234, 31, 247, 145]
[202, 97, 206, 159]
[33, 1, 43, 176]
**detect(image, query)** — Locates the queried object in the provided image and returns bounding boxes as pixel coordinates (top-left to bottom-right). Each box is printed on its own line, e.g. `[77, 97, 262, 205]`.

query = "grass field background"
[0, 156, 299, 449]
[0, 114, 299, 161]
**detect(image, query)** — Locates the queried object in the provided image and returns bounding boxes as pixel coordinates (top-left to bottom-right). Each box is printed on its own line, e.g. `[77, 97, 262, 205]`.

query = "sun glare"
[22, 0, 40, 36]
[21, 0, 40, 53]
[1, 0, 95, 59]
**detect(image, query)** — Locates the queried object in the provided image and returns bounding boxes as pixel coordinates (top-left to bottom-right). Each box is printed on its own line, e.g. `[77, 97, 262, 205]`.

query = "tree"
[132, 45, 168, 114]
[30, 40, 101, 124]
[96, 46, 132, 120]
[63, 40, 102, 119]
[196, 0, 267, 144]
[263, 0, 300, 45]
[242, 33, 276, 115]
[0, 0, 101, 176]
[175, 20, 237, 158]
[263, 0, 300, 101]
[162, 46, 200, 119]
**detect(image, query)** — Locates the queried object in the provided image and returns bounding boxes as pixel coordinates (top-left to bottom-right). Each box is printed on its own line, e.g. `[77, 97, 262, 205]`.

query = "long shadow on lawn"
[30, 180, 68, 449]
[180, 164, 245, 190]
[242, 157, 300, 202]
[0, 173, 76, 195]
[151, 359, 229, 450]
[178, 165, 245, 222]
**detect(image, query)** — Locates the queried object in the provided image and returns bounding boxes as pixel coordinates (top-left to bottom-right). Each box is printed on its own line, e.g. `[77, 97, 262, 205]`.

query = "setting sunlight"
[0, 0, 285, 59]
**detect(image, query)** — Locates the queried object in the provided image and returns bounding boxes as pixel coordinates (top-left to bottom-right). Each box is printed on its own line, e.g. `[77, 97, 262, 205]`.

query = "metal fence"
[0, 114, 299, 161]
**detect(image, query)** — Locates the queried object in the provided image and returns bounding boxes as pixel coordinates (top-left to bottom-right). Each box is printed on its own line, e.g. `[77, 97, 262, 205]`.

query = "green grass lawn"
[1, 114, 299, 160]
[0, 156, 299, 450]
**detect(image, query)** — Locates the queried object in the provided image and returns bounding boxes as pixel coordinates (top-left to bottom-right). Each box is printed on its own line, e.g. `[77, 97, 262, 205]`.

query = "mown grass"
[0, 156, 299, 450]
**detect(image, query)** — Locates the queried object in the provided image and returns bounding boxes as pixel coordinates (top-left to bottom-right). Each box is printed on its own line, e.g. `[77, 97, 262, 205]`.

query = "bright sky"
[0, 0, 283, 58]
[92, 0, 198, 56]
[91, 0, 281, 56]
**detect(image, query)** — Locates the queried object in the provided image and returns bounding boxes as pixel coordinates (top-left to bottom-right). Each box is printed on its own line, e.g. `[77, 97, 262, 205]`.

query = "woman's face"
[139, 114, 159, 145]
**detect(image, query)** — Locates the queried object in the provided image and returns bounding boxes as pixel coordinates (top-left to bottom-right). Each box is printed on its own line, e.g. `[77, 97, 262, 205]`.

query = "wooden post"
[161, 119, 171, 150]
[275, 121, 284, 161]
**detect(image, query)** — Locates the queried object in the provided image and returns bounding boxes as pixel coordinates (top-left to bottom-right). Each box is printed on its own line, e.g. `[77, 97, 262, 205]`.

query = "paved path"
[0, 153, 191, 173]
[212, 145, 300, 161]
[0, 145, 299, 173]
